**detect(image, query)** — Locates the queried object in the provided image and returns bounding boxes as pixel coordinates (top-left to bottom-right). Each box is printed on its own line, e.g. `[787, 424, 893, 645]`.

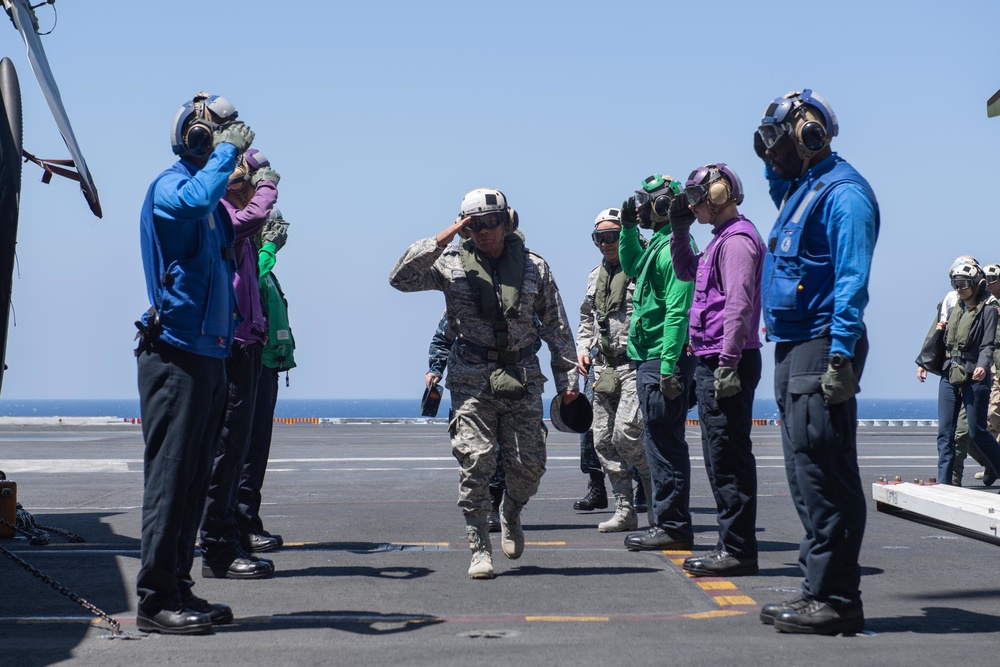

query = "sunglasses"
[591, 230, 620, 246]
[466, 212, 504, 233]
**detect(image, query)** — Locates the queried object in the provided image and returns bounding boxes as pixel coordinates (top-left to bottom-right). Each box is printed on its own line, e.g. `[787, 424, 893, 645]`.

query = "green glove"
[620, 196, 638, 228]
[251, 166, 280, 186]
[261, 221, 288, 252]
[659, 373, 684, 401]
[821, 361, 859, 405]
[213, 122, 254, 154]
[714, 366, 741, 399]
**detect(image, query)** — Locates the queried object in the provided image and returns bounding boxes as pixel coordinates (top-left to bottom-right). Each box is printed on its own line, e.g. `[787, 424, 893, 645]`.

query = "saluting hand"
[436, 217, 470, 248]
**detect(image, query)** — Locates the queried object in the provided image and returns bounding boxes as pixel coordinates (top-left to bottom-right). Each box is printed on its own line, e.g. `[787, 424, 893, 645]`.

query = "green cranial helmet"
[634, 174, 682, 227]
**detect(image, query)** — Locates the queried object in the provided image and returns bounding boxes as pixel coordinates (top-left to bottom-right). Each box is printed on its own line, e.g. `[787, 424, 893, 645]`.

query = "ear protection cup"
[794, 106, 828, 154]
[183, 121, 213, 157]
[505, 207, 519, 234]
[706, 180, 731, 207]
[652, 195, 671, 218]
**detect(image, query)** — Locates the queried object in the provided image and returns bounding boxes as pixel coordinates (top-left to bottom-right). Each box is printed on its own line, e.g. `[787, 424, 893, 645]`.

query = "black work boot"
[487, 485, 504, 533]
[573, 472, 608, 511]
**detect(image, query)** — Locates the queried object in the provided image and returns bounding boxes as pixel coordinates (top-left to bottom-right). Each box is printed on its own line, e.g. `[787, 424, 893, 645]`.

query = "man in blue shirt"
[753, 89, 879, 636]
[134, 93, 253, 635]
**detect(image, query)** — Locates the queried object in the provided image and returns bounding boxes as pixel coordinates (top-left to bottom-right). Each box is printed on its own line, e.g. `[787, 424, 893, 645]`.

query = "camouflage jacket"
[390, 237, 579, 396]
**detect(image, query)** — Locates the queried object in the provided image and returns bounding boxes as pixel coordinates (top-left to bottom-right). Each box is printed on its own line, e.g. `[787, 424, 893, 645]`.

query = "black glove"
[620, 196, 638, 229]
[821, 361, 860, 405]
[753, 130, 767, 161]
[668, 192, 694, 233]
[659, 373, 684, 401]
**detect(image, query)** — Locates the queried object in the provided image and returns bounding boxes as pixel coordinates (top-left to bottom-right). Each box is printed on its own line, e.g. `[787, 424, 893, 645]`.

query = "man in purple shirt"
[668, 163, 766, 577]
[200, 150, 280, 579]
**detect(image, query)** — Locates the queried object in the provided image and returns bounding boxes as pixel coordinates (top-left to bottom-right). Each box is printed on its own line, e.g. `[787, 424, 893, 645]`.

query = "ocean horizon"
[0, 397, 939, 421]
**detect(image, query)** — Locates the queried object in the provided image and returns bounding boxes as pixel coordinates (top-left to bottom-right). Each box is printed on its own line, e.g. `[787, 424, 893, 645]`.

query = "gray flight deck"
[1, 421, 998, 666]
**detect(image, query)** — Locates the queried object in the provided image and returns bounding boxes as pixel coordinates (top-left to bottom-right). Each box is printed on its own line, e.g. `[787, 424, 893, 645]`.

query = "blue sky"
[2, 1, 997, 401]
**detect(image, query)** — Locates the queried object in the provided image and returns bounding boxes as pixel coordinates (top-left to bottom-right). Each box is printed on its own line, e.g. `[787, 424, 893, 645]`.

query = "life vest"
[593, 260, 629, 357]
[459, 233, 525, 351]
[261, 271, 296, 371]
[139, 161, 237, 358]
[762, 157, 878, 342]
[689, 217, 764, 356]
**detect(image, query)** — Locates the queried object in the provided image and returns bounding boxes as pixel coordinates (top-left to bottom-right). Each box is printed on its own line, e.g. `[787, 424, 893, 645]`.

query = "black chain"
[0, 516, 122, 637]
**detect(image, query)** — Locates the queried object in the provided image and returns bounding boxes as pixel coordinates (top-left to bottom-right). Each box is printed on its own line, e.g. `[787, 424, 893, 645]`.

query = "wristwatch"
[830, 353, 851, 369]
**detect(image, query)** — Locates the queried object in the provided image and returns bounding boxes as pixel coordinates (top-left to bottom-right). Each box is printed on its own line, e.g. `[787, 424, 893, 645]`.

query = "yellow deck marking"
[526, 616, 610, 622]
[682, 609, 744, 620]
[697, 581, 737, 591]
[714, 595, 757, 606]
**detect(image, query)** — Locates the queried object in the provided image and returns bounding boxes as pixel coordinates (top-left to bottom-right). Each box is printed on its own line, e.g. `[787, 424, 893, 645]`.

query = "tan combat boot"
[598, 493, 637, 533]
[499, 496, 525, 559]
[466, 522, 494, 579]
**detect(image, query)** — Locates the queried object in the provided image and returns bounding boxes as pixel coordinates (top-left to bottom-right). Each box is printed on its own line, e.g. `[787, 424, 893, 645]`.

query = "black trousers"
[694, 349, 761, 558]
[136, 339, 226, 614]
[200, 342, 262, 563]
[774, 333, 868, 608]
[237, 366, 279, 536]
[635, 355, 696, 540]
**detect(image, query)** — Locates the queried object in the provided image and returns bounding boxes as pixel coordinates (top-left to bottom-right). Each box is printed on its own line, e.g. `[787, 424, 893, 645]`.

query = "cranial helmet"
[457, 188, 513, 240]
[758, 89, 838, 162]
[460, 187, 508, 218]
[950, 259, 986, 293]
[170, 92, 239, 159]
[229, 148, 270, 188]
[684, 163, 744, 210]
[950, 255, 979, 273]
[985, 263, 1000, 284]
[634, 174, 682, 226]
[594, 208, 622, 227]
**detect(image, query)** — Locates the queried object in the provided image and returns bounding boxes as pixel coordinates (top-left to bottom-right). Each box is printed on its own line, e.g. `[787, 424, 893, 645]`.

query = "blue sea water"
[0, 397, 939, 420]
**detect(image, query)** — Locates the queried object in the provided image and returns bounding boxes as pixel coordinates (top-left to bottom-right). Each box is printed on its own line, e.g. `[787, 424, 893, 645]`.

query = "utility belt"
[598, 350, 629, 367]
[134, 307, 162, 357]
[457, 338, 534, 365]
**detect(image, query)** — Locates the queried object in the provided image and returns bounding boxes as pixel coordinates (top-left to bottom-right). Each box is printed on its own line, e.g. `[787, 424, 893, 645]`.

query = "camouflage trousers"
[990, 372, 1000, 441]
[592, 362, 648, 496]
[450, 390, 547, 516]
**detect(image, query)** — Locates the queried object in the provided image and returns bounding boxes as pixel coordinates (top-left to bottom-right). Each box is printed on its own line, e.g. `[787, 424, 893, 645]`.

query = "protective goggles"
[683, 185, 709, 207]
[987, 275, 1000, 285]
[466, 212, 504, 233]
[951, 278, 974, 290]
[591, 229, 620, 246]
[633, 189, 659, 207]
[757, 122, 792, 150]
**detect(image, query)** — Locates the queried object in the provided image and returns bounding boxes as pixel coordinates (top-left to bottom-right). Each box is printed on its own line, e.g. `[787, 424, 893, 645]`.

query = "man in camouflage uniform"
[390, 188, 579, 580]
[577, 207, 649, 533]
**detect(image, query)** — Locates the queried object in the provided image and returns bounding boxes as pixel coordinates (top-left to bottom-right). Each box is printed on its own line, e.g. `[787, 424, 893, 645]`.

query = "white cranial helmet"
[459, 188, 507, 218]
[594, 208, 622, 227]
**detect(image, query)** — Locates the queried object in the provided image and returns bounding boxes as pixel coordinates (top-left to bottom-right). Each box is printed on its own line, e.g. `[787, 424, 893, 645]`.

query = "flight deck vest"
[688, 217, 764, 357]
[761, 158, 878, 342]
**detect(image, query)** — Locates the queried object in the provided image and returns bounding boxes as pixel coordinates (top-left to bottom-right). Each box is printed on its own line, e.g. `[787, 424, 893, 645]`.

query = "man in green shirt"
[617, 174, 697, 551]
